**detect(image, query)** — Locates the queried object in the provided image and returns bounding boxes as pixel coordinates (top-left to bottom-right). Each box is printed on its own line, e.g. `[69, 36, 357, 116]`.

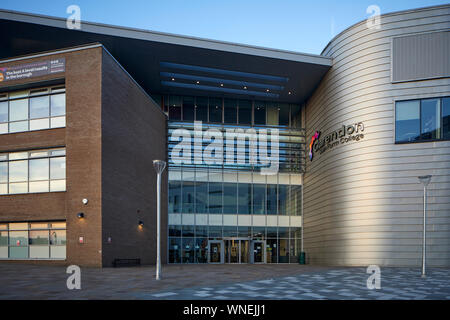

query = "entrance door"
[252, 240, 266, 263]
[208, 240, 223, 263]
[240, 240, 249, 263]
[225, 239, 239, 263]
[224, 238, 250, 263]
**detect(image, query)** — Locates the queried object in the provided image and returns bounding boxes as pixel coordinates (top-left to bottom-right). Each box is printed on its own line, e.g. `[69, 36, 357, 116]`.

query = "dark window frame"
[395, 96, 450, 144]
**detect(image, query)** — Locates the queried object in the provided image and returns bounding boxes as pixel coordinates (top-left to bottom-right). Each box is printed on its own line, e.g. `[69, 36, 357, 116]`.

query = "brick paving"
[0, 263, 449, 300]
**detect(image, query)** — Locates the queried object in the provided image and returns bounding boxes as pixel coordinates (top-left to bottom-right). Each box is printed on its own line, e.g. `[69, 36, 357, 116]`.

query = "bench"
[112, 258, 141, 268]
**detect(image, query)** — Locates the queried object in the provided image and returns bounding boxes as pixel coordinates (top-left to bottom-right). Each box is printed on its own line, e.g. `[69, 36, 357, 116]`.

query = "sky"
[1, 0, 448, 54]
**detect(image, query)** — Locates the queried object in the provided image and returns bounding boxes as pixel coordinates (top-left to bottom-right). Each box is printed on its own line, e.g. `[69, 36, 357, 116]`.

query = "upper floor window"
[0, 86, 66, 135]
[395, 96, 450, 143]
[161, 94, 302, 128]
[0, 148, 66, 195]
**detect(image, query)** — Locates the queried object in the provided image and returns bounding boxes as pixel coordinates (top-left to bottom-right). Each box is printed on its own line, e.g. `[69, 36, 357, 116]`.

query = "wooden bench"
[112, 258, 141, 268]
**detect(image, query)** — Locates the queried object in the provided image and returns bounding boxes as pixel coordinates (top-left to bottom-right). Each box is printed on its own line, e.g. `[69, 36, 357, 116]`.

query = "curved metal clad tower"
[304, 5, 450, 266]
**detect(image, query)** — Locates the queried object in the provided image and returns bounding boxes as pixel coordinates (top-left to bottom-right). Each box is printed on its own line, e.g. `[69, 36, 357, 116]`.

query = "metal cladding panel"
[304, 5, 450, 267]
[393, 30, 450, 82]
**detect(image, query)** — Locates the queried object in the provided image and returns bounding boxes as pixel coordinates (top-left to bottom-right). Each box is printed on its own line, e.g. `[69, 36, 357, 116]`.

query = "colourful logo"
[309, 131, 320, 161]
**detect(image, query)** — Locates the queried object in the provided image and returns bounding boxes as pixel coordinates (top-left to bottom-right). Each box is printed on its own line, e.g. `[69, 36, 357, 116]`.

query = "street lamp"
[418, 175, 431, 278]
[153, 159, 166, 280]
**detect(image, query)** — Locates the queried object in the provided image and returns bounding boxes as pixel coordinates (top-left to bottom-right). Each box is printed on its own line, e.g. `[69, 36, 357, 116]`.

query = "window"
[165, 94, 302, 128]
[266, 184, 277, 215]
[0, 148, 66, 195]
[291, 104, 301, 128]
[182, 96, 195, 121]
[209, 98, 222, 123]
[168, 96, 181, 120]
[224, 99, 237, 124]
[253, 184, 266, 215]
[168, 181, 181, 213]
[396, 97, 450, 143]
[266, 103, 279, 126]
[396, 100, 420, 142]
[421, 99, 440, 140]
[238, 183, 251, 214]
[443, 98, 450, 140]
[195, 97, 208, 122]
[0, 86, 65, 134]
[238, 100, 252, 125]
[0, 221, 66, 260]
[182, 180, 195, 213]
[194, 180, 208, 213]
[254, 102, 266, 125]
[223, 182, 237, 214]
[279, 103, 290, 126]
[278, 184, 289, 215]
[208, 181, 223, 214]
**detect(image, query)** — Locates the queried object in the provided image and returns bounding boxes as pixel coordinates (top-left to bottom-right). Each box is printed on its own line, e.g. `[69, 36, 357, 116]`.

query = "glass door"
[224, 238, 251, 263]
[208, 240, 223, 263]
[240, 240, 249, 263]
[252, 240, 266, 263]
[225, 239, 239, 263]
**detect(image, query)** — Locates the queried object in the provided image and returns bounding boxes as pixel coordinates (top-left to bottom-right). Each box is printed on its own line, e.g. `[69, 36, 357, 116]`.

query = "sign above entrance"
[310, 122, 365, 160]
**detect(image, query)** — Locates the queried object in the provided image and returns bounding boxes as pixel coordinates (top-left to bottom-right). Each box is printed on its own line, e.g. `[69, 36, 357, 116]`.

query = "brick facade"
[0, 44, 167, 267]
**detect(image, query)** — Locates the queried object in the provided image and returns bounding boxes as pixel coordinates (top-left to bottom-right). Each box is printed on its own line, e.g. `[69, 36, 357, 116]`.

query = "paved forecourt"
[0, 263, 449, 300]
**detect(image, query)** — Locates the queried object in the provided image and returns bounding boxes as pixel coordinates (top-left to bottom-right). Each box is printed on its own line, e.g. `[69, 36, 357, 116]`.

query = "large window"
[395, 97, 450, 143]
[168, 173, 301, 215]
[0, 86, 66, 134]
[0, 148, 66, 195]
[0, 221, 66, 260]
[163, 95, 302, 128]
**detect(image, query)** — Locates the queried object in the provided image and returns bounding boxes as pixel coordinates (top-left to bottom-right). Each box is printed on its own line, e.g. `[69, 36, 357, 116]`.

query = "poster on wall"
[0, 58, 65, 82]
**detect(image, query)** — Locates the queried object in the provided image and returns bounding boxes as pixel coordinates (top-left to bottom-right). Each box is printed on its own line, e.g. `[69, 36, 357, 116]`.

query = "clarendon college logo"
[309, 122, 365, 161]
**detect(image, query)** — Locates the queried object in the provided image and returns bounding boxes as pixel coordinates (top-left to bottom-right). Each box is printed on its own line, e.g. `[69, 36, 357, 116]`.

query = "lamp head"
[153, 160, 166, 174]
[418, 175, 432, 187]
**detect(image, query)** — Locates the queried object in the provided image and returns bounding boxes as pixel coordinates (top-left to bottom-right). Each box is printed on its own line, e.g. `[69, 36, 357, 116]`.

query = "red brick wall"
[100, 50, 168, 267]
[0, 46, 104, 267]
[0, 45, 168, 267]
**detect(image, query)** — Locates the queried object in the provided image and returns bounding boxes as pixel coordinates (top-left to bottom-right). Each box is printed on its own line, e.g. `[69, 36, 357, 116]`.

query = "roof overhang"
[0, 9, 332, 104]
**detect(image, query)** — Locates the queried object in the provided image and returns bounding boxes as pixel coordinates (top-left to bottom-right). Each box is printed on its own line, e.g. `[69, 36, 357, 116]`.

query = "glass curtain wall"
[166, 95, 304, 264]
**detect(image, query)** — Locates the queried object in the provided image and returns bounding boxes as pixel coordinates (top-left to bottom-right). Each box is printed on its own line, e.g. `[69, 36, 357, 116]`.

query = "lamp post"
[418, 175, 431, 278]
[153, 160, 166, 280]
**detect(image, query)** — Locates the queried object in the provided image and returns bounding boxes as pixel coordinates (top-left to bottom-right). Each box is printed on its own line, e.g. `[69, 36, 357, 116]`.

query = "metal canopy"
[0, 9, 332, 104]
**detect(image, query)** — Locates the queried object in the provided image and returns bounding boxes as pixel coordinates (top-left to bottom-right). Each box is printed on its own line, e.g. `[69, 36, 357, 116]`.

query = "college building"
[0, 4, 449, 267]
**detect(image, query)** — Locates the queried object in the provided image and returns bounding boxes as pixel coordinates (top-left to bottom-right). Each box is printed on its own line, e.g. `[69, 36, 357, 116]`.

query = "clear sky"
[1, 0, 448, 54]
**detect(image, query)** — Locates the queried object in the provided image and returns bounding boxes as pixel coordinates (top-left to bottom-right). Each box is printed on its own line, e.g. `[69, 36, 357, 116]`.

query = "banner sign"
[0, 58, 65, 82]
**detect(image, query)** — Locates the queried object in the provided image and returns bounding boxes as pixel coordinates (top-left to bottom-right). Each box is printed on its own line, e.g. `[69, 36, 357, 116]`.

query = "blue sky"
[1, 0, 448, 54]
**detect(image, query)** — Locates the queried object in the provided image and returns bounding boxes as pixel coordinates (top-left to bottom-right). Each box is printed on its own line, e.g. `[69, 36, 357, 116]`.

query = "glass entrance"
[208, 240, 223, 263]
[208, 239, 267, 263]
[252, 240, 266, 263]
[224, 238, 250, 263]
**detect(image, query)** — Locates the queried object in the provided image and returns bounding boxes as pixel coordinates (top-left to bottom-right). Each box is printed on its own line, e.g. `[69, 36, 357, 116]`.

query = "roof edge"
[0, 9, 332, 66]
[0, 42, 167, 119]
[321, 3, 450, 55]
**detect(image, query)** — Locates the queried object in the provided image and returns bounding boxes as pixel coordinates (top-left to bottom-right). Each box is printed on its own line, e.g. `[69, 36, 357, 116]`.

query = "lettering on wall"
[309, 122, 365, 160]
